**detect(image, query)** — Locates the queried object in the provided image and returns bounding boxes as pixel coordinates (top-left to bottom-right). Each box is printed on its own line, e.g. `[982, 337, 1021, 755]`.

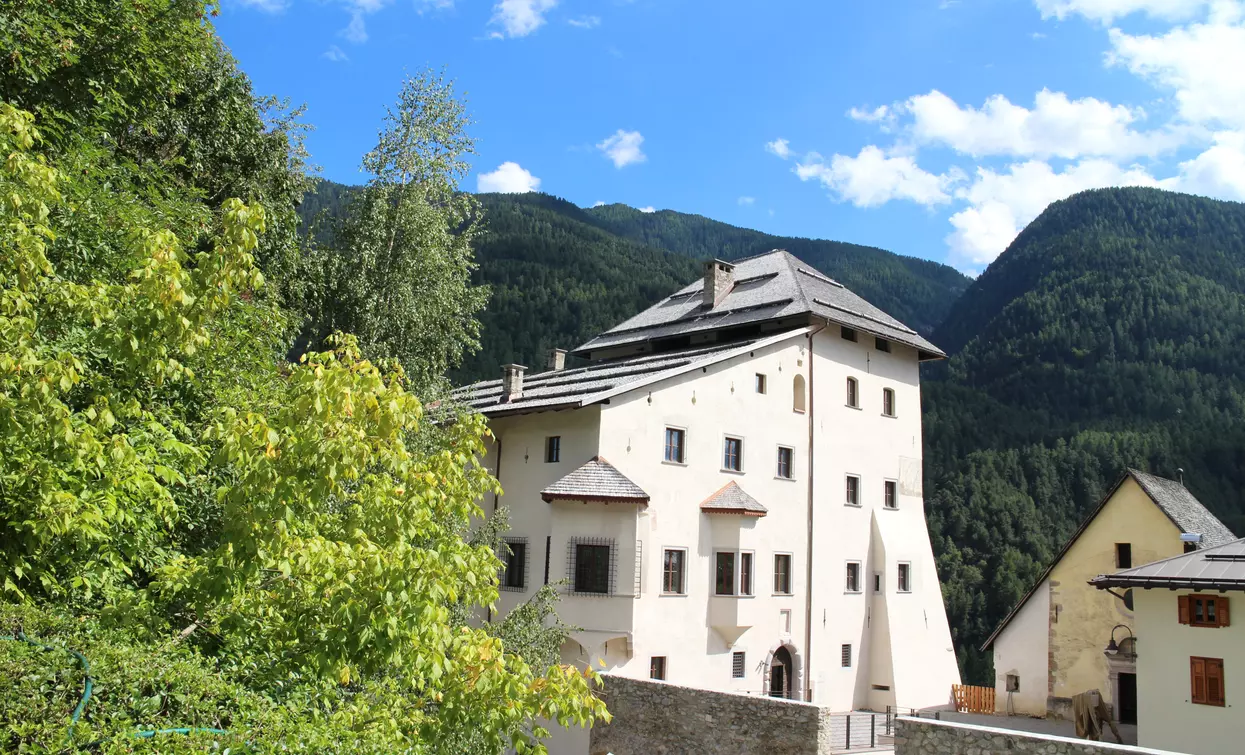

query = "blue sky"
[217, 0, 1245, 273]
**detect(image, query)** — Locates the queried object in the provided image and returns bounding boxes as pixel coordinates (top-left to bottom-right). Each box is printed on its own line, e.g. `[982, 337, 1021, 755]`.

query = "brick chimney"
[548, 348, 567, 371]
[500, 363, 527, 402]
[703, 259, 735, 309]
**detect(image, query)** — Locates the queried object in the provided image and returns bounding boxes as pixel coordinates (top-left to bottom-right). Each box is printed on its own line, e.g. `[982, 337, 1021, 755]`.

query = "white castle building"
[456, 250, 961, 712]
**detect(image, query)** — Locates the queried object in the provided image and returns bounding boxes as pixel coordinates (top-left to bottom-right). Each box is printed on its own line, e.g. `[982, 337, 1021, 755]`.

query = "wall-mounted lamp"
[1104, 624, 1134, 656]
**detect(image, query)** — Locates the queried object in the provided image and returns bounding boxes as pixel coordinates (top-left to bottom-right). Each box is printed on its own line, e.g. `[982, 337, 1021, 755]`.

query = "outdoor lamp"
[1105, 624, 1134, 656]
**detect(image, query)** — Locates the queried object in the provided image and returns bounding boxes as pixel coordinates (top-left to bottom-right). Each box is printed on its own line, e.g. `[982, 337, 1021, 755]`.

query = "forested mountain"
[923, 187, 1245, 682]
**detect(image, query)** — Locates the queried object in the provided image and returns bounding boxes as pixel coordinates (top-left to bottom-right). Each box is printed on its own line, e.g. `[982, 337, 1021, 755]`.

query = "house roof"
[451, 327, 812, 418]
[540, 456, 650, 503]
[699, 481, 768, 517]
[1091, 537, 1245, 592]
[981, 469, 1236, 650]
[573, 249, 945, 359]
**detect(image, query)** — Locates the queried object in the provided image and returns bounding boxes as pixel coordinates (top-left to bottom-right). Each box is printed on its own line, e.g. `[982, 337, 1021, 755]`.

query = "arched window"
[882, 387, 896, 417]
[793, 374, 806, 413]
[846, 377, 859, 408]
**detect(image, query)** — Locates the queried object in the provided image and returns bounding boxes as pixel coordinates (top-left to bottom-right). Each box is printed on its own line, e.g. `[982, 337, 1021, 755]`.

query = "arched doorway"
[769, 646, 793, 698]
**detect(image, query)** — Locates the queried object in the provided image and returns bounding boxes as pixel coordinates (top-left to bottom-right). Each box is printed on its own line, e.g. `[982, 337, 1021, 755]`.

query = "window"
[882, 388, 896, 417]
[841, 644, 852, 668]
[1179, 594, 1231, 628]
[875, 337, 890, 353]
[1116, 543, 1132, 569]
[723, 436, 743, 472]
[774, 554, 792, 594]
[545, 436, 560, 463]
[845, 475, 860, 506]
[1185, 541, 1198, 554]
[755, 373, 767, 394]
[897, 562, 911, 592]
[793, 375, 807, 413]
[873, 573, 882, 593]
[846, 562, 861, 593]
[777, 446, 794, 479]
[715, 552, 736, 596]
[664, 427, 686, 464]
[732, 651, 746, 679]
[846, 377, 859, 408]
[650, 656, 667, 680]
[841, 326, 858, 342]
[1191, 657, 1225, 706]
[662, 548, 686, 595]
[500, 538, 528, 591]
[884, 480, 897, 509]
[570, 539, 613, 595]
[1006, 674, 1020, 693]
[740, 552, 754, 596]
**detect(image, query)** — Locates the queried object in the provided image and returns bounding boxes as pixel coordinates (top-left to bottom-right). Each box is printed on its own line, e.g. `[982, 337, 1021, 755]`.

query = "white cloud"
[322, 45, 349, 62]
[639, 206, 656, 213]
[235, 0, 289, 11]
[796, 146, 957, 208]
[419, 0, 455, 10]
[738, 196, 756, 206]
[490, 0, 558, 38]
[849, 105, 892, 123]
[477, 162, 542, 193]
[1035, 0, 1221, 22]
[765, 138, 792, 159]
[592, 200, 606, 207]
[1174, 131, 1245, 200]
[568, 15, 601, 28]
[597, 130, 646, 168]
[341, 10, 368, 43]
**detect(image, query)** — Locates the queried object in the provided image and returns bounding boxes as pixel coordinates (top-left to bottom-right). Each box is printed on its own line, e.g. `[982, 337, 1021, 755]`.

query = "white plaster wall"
[991, 580, 1050, 717]
[1134, 589, 1242, 755]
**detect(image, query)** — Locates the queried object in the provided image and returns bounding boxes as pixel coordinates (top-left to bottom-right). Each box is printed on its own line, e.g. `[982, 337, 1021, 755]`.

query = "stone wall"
[896, 717, 1179, 755]
[587, 674, 837, 755]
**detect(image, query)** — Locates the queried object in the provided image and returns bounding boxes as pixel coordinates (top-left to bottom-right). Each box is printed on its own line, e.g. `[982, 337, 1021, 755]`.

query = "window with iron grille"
[897, 562, 911, 593]
[884, 480, 897, 509]
[774, 554, 792, 594]
[715, 551, 736, 596]
[662, 548, 686, 595]
[650, 656, 667, 680]
[732, 651, 746, 678]
[845, 561, 861, 593]
[882, 388, 896, 417]
[545, 436, 560, 463]
[723, 436, 743, 472]
[846, 475, 860, 506]
[1191, 656, 1225, 706]
[568, 538, 615, 595]
[777, 446, 794, 479]
[499, 538, 528, 592]
[846, 377, 859, 407]
[841, 644, 852, 668]
[664, 427, 686, 464]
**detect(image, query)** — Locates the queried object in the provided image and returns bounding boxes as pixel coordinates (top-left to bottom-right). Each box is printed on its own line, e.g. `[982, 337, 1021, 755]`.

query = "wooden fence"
[952, 684, 996, 714]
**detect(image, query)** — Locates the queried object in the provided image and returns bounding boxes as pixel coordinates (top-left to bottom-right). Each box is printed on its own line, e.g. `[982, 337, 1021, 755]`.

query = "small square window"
[774, 554, 792, 594]
[846, 475, 860, 506]
[650, 656, 667, 680]
[846, 562, 861, 593]
[755, 373, 767, 394]
[664, 427, 686, 464]
[1116, 543, 1132, 568]
[662, 548, 686, 595]
[884, 480, 897, 509]
[875, 337, 890, 353]
[723, 436, 743, 472]
[545, 436, 561, 463]
[841, 644, 852, 668]
[777, 446, 794, 479]
[732, 651, 746, 678]
[1006, 674, 1019, 692]
[897, 562, 911, 593]
[841, 327, 858, 342]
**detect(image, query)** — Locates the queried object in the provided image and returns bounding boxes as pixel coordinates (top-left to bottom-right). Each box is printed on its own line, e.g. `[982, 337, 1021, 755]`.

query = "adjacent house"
[1091, 537, 1245, 755]
[454, 251, 961, 714]
[982, 469, 1235, 721]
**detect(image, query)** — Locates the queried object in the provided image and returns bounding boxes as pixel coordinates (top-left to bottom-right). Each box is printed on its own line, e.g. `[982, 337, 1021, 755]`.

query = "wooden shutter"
[1178, 594, 1192, 624]
[1219, 596, 1230, 627]
[1208, 659, 1226, 706]
[1192, 657, 1207, 704]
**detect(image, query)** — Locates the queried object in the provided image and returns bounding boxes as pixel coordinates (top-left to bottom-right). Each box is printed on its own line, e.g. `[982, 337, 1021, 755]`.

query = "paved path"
[936, 711, 1138, 746]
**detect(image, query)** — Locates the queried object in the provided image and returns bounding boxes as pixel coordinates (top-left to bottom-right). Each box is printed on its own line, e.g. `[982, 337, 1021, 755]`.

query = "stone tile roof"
[1092, 537, 1245, 591]
[1129, 469, 1237, 547]
[541, 456, 649, 503]
[451, 328, 810, 417]
[574, 249, 944, 358]
[699, 481, 768, 517]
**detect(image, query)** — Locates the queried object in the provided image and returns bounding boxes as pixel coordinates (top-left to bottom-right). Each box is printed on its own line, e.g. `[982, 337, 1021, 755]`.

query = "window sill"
[880, 413, 897, 419]
[773, 592, 794, 597]
[713, 593, 756, 599]
[662, 459, 688, 467]
[720, 468, 746, 475]
[845, 502, 862, 508]
[499, 586, 527, 593]
[845, 404, 862, 411]
[793, 409, 806, 415]
[660, 592, 687, 597]
[845, 589, 862, 595]
[775, 475, 797, 482]
[883, 505, 899, 511]
[897, 590, 912, 594]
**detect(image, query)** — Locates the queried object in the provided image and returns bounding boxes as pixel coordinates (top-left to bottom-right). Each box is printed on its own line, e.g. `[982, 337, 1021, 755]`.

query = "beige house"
[1092, 538, 1245, 755]
[982, 469, 1234, 721]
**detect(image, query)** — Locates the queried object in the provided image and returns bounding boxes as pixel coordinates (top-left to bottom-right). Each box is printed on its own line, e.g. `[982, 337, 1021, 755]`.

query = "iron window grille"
[774, 554, 792, 594]
[777, 446, 794, 479]
[723, 436, 743, 472]
[499, 537, 529, 592]
[545, 436, 561, 463]
[732, 651, 746, 678]
[662, 548, 686, 594]
[568, 537, 616, 596]
[664, 427, 686, 464]
[841, 644, 852, 668]
[884, 480, 897, 509]
[846, 475, 860, 506]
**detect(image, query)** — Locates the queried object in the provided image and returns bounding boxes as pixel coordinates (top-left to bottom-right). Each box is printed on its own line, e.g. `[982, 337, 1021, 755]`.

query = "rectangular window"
[1180, 594, 1231, 628]
[882, 388, 896, 417]
[873, 573, 882, 593]
[875, 337, 890, 353]
[715, 552, 736, 596]
[664, 427, 686, 464]
[650, 656, 667, 680]
[897, 562, 911, 593]
[740, 552, 753, 596]
[884, 480, 897, 509]
[501, 538, 527, 591]
[732, 651, 746, 678]
[755, 373, 767, 394]
[841, 326, 858, 342]
[545, 436, 561, 463]
[846, 377, 859, 408]
[841, 644, 852, 668]
[723, 436, 743, 472]
[777, 446, 794, 479]
[846, 562, 861, 593]
[572, 541, 612, 594]
[774, 554, 792, 594]
[1116, 543, 1132, 568]
[1191, 657, 1225, 706]
[662, 548, 686, 595]
[846, 475, 860, 506]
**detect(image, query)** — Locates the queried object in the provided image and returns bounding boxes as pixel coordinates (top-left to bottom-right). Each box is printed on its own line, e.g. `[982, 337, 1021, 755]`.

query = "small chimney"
[501, 363, 527, 402]
[703, 259, 736, 309]
[1177, 467, 1185, 486]
[548, 348, 567, 372]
